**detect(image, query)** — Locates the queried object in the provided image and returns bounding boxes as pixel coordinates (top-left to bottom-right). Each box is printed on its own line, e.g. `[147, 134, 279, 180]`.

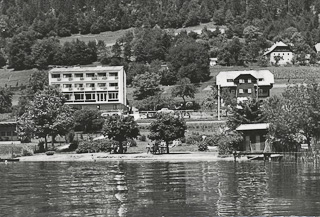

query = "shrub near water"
[76, 140, 118, 153]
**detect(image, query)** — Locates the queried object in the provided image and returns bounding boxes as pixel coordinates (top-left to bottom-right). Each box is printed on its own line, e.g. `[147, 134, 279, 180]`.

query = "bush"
[198, 141, 208, 151]
[139, 135, 146, 141]
[21, 147, 34, 156]
[76, 139, 118, 153]
[217, 131, 243, 155]
[69, 140, 79, 151]
[186, 133, 202, 145]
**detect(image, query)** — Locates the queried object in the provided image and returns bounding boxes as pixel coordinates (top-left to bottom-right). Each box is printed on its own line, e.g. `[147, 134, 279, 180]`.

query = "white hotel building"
[48, 66, 127, 111]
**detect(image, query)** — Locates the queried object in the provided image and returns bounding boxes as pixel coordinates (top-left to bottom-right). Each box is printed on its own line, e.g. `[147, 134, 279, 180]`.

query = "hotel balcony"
[51, 76, 119, 82]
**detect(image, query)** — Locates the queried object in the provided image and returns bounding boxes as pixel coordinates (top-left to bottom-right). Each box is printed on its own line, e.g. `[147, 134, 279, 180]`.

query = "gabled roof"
[264, 41, 291, 56]
[216, 70, 274, 87]
[49, 66, 124, 73]
[315, 43, 320, 52]
[236, 123, 270, 131]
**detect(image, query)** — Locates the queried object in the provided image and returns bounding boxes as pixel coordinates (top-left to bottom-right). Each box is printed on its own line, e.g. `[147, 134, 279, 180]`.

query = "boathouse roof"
[236, 123, 270, 131]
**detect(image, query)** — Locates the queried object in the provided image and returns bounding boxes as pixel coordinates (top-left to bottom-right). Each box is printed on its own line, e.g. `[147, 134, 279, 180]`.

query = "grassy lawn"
[59, 28, 133, 46]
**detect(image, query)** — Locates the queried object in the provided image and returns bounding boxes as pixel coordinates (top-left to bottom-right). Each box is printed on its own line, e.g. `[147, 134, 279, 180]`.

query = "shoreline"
[18, 152, 247, 162]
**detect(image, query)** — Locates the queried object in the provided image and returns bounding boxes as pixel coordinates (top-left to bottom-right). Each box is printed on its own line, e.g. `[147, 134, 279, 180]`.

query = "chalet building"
[236, 123, 271, 152]
[216, 70, 274, 102]
[0, 122, 19, 142]
[264, 41, 293, 65]
[48, 66, 127, 111]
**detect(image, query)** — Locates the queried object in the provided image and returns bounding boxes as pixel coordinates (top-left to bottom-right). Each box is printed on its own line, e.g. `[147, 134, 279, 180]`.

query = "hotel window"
[63, 84, 72, 88]
[12, 131, 17, 136]
[98, 73, 107, 77]
[54, 84, 60, 88]
[248, 79, 252, 83]
[239, 89, 244, 94]
[86, 83, 95, 87]
[239, 79, 245, 83]
[86, 73, 95, 77]
[52, 74, 60, 78]
[98, 83, 106, 87]
[109, 83, 118, 87]
[109, 72, 118, 77]
[74, 93, 84, 100]
[74, 73, 83, 78]
[108, 92, 118, 100]
[1, 132, 5, 136]
[248, 89, 252, 94]
[227, 79, 233, 82]
[63, 74, 72, 78]
[85, 93, 96, 101]
[6, 131, 11, 136]
[75, 84, 83, 88]
[64, 93, 72, 101]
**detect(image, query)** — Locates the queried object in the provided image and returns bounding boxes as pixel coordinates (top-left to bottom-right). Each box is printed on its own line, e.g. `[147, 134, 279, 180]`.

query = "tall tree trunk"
[51, 134, 55, 148]
[44, 136, 48, 151]
[118, 140, 124, 154]
[166, 141, 169, 154]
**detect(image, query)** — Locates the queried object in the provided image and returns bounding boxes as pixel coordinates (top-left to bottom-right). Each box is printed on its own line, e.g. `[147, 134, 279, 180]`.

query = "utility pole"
[218, 85, 221, 121]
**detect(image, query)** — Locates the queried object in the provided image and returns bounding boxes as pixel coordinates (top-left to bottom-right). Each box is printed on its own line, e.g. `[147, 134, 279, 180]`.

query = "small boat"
[0, 158, 20, 162]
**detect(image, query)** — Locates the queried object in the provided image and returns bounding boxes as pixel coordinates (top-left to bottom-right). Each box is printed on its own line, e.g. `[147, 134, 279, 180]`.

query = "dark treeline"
[1, 0, 320, 73]
[0, 0, 319, 38]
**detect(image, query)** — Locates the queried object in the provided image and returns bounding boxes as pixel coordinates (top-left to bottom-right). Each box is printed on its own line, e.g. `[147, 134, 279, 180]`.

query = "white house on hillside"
[264, 41, 293, 65]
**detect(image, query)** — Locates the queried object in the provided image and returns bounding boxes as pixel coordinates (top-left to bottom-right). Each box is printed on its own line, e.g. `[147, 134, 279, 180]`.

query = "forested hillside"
[0, 0, 320, 72]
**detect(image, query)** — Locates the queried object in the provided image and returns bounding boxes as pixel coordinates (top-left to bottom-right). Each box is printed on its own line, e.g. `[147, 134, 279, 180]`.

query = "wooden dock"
[233, 151, 283, 162]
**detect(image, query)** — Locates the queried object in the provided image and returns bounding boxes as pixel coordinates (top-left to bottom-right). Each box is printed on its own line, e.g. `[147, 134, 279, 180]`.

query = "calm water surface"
[1, 161, 320, 216]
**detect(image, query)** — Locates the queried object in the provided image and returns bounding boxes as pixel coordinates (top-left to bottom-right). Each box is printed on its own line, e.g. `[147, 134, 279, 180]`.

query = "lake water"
[1, 161, 320, 216]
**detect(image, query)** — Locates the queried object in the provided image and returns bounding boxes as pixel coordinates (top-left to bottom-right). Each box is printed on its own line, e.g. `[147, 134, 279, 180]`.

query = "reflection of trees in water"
[126, 162, 188, 216]
[215, 162, 270, 216]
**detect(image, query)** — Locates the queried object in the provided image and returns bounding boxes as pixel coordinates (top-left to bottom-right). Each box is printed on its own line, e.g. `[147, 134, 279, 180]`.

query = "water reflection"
[1, 161, 320, 216]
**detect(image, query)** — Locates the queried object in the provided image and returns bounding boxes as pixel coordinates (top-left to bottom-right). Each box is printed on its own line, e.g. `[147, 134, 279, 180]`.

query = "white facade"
[269, 51, 293, 65]
[48, 66, 127, 111]
[264, 41, 293, 65]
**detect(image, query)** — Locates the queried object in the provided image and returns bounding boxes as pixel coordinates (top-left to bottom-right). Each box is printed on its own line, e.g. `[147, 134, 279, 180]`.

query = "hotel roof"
[49, 66, 124, 73]
[216, 70, 274, 87]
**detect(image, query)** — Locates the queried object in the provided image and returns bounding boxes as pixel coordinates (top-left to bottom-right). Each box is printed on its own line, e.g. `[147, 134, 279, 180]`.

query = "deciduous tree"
[171, 78, 197, 108]
[149, 113, 187, 153]
[102, 115, 140, 153]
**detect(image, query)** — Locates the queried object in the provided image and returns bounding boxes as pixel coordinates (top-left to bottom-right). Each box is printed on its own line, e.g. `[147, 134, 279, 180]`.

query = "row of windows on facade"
[272, 53, 291, 56]
[227, 78, 264, 83]
[51, 72, 118, 78]
[64, 92, 118, 101]
[237, 88, 268, 94]
[0, 131, 17, 137]
[55, 83, 118, 88]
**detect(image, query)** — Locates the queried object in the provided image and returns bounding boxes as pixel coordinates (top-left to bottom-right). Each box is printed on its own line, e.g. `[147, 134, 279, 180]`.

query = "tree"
[0, 51, 6, 68]
[7, 30, 36, 70]
[102, 115, 140, 154]
[73, 109, 104, 133]
[264, 82, 320, 151]
[201, 86, 218, 112]
[132, 72, 161, 100]
[149, 113, 187, 154]
[17, 86, 74, 150]
[167, 37, 210, 83]
[0, 87, 13, 113]
[227, 98, 267, 130]
[171, 78, 197, 108]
